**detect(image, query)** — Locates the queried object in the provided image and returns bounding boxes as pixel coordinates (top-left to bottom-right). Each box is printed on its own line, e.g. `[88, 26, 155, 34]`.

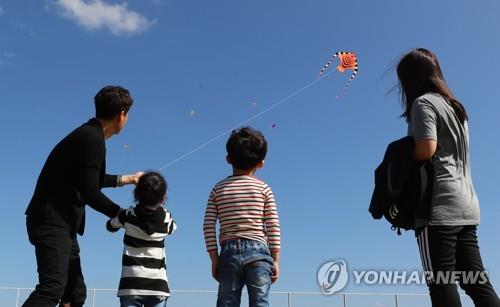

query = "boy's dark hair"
[94, 85, 133, 120]
[134, 172, 167, 208]
[226, 126, 267, 170]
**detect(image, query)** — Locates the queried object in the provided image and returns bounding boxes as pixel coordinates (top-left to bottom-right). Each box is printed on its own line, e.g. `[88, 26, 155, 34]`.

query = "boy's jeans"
[217, 239, 274, 307]
[120, 295, 168, 307]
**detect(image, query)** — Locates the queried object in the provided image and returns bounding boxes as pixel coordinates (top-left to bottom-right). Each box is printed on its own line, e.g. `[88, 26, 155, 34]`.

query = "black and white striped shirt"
[107, 205, 177, 297]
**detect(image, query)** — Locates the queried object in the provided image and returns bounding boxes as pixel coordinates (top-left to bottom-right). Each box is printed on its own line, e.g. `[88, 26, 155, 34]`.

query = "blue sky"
[1, 0, 500, 306]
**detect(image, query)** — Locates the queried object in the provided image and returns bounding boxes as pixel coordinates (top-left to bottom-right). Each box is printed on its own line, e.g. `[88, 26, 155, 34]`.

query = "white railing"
[1, 287, 474, 307]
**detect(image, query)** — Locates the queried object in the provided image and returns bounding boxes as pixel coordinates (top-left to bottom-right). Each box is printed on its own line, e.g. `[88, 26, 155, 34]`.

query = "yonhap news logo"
[317, 259, 489, 295]
[317, 260, 349, 295]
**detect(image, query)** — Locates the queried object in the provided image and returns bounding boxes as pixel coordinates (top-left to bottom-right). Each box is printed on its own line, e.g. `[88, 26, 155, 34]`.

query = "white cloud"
[2, 51, 15, 58]
[15, 22, 38, 37]
[0, 50, 15, 67]
[54, 0, 154, 35]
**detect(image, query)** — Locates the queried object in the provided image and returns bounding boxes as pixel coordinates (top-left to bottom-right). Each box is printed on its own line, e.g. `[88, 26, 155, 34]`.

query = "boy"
[107, 172, 177, 307]
[203, 126, 281, 307]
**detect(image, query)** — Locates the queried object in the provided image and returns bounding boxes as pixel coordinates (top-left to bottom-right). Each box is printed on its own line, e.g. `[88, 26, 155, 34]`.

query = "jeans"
[23, 221, 86, 307]
[120, 295, 168, 307]
[416, 225, 500, 307]
[217, 239, 274, 307]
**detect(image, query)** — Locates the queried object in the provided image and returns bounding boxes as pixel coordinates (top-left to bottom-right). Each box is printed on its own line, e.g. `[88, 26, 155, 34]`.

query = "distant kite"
[319, 51, 358, 97]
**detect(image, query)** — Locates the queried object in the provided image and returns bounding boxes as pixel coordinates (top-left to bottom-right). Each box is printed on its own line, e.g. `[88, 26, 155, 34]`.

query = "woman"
[397, 48, 500, 307]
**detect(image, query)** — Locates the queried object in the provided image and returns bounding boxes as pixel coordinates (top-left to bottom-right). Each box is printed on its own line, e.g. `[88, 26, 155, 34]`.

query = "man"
[23, 86, 143, 307]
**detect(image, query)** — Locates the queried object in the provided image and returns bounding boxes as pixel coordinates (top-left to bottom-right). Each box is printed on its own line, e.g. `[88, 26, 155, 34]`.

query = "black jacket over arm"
[369, 136, 433, 223]
[26, 118, 121, 235]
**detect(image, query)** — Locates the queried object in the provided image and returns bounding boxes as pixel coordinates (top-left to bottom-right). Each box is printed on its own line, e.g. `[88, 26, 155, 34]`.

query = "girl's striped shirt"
[203, 175, 281, 252]
[107, 206, 177, 297]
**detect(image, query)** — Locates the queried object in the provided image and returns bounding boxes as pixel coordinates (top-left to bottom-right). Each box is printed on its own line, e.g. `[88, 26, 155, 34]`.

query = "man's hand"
[121, 172, 145, 186]
[209, 250, 219, 282]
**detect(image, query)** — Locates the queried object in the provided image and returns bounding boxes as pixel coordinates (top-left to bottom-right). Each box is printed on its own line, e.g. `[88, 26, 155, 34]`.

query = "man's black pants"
[22, 221, 86, 307]
[416, 225, 500, 307]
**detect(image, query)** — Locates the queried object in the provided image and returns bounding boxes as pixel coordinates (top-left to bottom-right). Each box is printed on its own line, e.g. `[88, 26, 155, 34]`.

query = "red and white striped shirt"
[203, 175, 281, 252]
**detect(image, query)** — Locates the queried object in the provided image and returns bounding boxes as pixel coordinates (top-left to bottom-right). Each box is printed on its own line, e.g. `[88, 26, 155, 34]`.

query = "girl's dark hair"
[134, 172, 167, 208]
[226, 126, 267, 170]
[397, 48, 468, 124]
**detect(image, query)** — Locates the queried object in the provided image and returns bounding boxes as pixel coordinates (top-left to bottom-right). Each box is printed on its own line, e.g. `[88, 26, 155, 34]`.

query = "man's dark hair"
[226, 126, 267, 170]
[134, 172, 167, 208]
[94, 85, 133, 120]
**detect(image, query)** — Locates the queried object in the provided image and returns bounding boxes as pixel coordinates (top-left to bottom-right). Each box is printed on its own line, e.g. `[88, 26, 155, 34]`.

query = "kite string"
[156, 70, 334, 171]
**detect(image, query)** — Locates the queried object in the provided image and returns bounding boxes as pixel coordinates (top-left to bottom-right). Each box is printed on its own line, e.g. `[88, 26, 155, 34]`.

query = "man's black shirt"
[26, 118, 121, 235]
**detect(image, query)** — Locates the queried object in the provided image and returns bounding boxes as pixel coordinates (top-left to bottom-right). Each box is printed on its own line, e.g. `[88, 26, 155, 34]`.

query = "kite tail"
[319, 52, 339, 77]
[337, 67, 358, 98]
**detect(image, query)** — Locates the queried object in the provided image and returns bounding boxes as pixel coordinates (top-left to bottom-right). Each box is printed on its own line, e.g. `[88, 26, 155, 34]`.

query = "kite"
[319, 51, 358, 97]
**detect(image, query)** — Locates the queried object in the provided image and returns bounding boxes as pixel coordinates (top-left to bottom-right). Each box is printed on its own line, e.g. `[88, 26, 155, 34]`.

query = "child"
[203, 126, 281, 307]
[107, 171, 177, 307]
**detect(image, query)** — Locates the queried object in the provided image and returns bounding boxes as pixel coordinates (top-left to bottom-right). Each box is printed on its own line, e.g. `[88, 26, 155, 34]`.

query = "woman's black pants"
[416, 225, 500, 307]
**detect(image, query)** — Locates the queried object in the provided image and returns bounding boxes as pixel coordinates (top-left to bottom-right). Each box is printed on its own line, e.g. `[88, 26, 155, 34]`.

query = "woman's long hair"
[397, 48, 468, 124]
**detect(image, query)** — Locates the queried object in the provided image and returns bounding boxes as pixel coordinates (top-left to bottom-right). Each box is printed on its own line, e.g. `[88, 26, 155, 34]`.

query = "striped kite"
[319, 51, 358, 97]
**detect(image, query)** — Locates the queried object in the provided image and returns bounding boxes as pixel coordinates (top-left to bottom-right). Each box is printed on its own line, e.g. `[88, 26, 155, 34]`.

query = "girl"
[107, 172, 177, 307]
[396, 48, 500, 307]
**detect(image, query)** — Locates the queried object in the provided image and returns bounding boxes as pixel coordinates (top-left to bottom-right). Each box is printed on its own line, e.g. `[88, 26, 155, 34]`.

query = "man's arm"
[76, 140, 120, 218]
[103, 172, 144, 188]
[103, 174, 118, 188]
[106, 210, 127, 233]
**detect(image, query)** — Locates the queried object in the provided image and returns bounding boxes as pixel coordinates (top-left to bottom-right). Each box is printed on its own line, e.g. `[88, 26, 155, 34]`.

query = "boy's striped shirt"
[203, 175, 281, 252]
[107, 206, 177, 297]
